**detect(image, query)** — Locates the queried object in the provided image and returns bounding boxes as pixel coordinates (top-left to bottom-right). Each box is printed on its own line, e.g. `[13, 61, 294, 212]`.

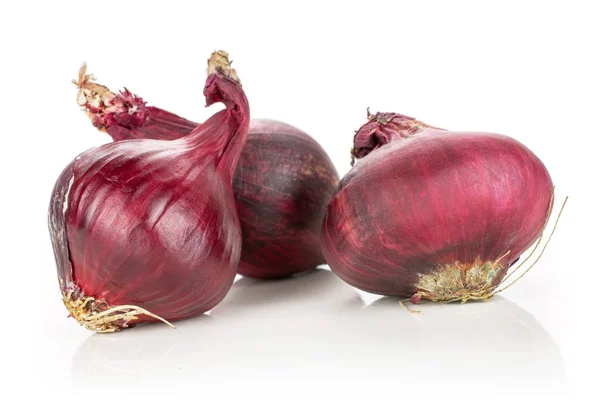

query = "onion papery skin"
[49, 51, 250, 332]
[75, 73, 339, 279]
[321, 112, 553, 302]
[234, 120, 339, 278]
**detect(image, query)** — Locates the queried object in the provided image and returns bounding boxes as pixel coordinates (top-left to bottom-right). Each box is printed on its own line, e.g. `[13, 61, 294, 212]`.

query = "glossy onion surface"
[322, 112, 553, 302]
[234, 120, 338, 278]
[74, 73, 339, 279]
[49, 51, 249, 331]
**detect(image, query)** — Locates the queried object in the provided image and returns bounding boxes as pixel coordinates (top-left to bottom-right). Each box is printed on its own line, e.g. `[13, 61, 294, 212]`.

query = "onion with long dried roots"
[49, 51, 250, 332]
[73, 67, 339, 279]
[322, 111, 566, 310]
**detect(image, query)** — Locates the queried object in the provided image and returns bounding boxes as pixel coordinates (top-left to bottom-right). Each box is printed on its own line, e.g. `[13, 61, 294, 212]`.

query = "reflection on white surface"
[72, 268, 565, 395]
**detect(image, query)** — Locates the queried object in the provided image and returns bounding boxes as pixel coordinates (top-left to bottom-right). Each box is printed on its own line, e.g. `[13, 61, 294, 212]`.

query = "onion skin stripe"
[75, 63, 340, 280]
[322, 112, 554, 301]
[50, 51, 249, 331]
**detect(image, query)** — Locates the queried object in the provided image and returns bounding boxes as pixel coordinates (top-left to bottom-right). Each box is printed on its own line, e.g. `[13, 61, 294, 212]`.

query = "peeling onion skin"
[49, 51, 250, 331]
[321, 112, 553, 300]
[75, 72, 339, 279]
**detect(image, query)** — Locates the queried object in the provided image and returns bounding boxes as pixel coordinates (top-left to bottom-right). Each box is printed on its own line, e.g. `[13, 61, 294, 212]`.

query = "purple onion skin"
[234, 120, 339, 278]
[53, 140, 241, 321]
[322, 113, 553, 299]
[74, 74, 339, 279]
[49, 52, 250, 331]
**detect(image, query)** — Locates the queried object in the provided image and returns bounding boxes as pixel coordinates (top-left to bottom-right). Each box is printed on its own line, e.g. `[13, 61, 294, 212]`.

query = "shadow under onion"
[72, 269, 564, 396]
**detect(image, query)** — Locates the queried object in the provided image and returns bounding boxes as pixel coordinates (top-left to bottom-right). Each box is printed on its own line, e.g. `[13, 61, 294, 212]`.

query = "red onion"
[74, 72, 339, 279]
[322, 111, 562, 306]
[49, 51, 250, 332]
[233, 120, 339, 278]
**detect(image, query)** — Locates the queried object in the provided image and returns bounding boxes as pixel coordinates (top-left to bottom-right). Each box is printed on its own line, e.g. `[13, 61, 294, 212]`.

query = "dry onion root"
[63, 290, 175, 333]
[400, 194, 568, 313]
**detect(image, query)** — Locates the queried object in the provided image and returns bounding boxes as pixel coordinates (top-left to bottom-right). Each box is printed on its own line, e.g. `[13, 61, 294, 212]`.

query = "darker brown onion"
[234, 120, 339, 278]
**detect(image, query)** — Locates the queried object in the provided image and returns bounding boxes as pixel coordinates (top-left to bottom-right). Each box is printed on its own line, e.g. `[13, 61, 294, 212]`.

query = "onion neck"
[185, 51, 250, 181]
[350, 111, 439, 165]
[75, 51, 250, 182]
[75, 63, 197, 141]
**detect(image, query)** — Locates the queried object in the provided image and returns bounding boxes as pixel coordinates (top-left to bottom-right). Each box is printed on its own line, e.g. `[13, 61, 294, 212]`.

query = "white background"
[1, 1, 598, 399]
